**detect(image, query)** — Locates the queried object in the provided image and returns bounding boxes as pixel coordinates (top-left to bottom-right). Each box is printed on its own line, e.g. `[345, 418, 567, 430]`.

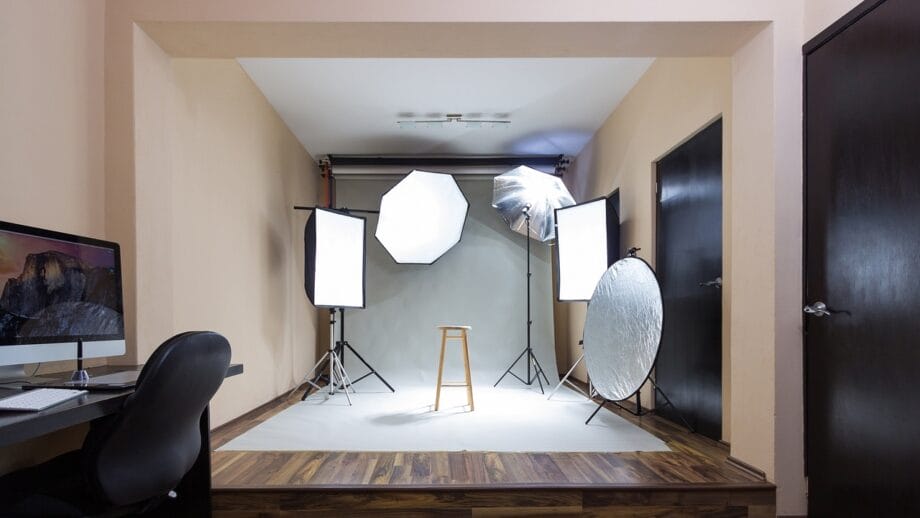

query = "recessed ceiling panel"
[238, 58, 653, 160]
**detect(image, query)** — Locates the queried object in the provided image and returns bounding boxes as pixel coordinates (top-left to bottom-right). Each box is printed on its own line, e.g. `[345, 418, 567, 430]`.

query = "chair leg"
[434, 330, 447, 411]
[461, 330, 474, 411]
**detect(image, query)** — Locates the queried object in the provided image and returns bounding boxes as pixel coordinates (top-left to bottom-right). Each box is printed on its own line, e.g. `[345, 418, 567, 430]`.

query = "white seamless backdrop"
[332, 172, 558, 387]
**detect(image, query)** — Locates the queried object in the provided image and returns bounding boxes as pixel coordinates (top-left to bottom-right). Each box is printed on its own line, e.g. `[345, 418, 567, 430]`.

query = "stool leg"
[434, 330, 447, 411]
[462, 330, 474, 411]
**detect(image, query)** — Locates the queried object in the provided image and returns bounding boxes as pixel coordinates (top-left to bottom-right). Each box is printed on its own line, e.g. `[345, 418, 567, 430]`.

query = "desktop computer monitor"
[0, 221, 125, 375]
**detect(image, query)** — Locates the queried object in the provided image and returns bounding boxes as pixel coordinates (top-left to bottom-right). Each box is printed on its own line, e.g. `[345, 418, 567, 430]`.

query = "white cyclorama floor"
[219, 384, 669, 453]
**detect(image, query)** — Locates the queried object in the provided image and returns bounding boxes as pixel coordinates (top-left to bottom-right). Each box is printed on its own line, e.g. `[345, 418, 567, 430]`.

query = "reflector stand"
[494, 207, 551, 393]
[585, 378, 694, 433]
[580, 255, 694, 431]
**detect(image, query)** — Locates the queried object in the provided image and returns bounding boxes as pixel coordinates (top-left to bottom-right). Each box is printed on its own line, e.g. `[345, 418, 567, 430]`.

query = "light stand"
[329, 308, 395, 394]
[293, 204, 396, 400]
[495, 206, 551, 393]
[292, 309, 355, 404]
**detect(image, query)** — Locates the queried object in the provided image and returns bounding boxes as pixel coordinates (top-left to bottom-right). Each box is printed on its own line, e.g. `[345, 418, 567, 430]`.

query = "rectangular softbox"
[304, 208, 366, 308]
[554, 197, 620, 301]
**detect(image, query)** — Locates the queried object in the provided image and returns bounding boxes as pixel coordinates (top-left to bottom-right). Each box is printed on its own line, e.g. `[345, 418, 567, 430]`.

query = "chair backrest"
[81, 331, 231, 506]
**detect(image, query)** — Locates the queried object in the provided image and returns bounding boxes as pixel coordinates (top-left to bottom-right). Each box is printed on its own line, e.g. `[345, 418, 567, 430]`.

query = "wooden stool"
[434, 325, 474, 411]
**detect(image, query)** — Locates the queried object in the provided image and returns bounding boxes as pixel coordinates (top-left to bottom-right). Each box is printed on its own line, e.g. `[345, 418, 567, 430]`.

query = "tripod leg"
[650, 379, 694, 432]
[529, 353, 545, 394]
[535, 353, 551, 386]
[293, 352, 330, 400]
[328, 350, 338, 396]
[494, 348, 528, 387]
[330, 352, 352, 406]
[548, 353, 584, 400]
[338, 353, 357, 394]
[344, 342, 395, 393]
[527, 349, 552, 394]
[585, 399, 608, 425]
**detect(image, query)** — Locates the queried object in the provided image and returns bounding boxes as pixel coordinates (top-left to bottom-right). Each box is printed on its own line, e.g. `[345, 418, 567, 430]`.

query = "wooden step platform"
[210, 387, 774, 517]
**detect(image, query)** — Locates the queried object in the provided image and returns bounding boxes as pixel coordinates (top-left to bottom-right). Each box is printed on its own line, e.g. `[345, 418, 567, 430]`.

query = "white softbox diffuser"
[375, 170, 469, 264]
[304, 208, 366, 308]
[555, 198, 618, 301]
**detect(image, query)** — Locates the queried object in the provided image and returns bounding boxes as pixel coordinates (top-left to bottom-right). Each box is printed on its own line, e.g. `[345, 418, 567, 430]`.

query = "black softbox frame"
[304, 208, 367, 309]
[553, 196, 620, 302]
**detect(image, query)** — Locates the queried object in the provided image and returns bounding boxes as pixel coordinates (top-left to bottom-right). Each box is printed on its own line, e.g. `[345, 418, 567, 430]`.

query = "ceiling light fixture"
[396, 113, 511, 129]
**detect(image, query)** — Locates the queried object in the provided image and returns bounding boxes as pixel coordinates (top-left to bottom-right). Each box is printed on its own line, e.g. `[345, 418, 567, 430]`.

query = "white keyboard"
[0, 388, 88, 412]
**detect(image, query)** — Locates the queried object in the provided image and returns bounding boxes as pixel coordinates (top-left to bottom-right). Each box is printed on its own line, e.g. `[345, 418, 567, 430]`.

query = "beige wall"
[0, 0, 106, 476]
[132, 25, 177, 365]
[128, 41, 321, 426]
[805, 0, 863, 39]
[730, 22, 779, 486]
[1, 4, 319, 476]
[0, 0, 105, 238]
[562, 58, 733, 441]
[168, 58, 319, 426]
[116, 24, 322, 427]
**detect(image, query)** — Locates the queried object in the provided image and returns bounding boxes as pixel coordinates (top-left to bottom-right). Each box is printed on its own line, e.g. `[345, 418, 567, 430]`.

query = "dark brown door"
[655, 118, 723, 440]
[804, 0, 920, 515]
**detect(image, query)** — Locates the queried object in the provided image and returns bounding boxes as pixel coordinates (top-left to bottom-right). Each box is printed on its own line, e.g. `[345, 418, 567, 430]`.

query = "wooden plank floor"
[210, 385, 774, 516]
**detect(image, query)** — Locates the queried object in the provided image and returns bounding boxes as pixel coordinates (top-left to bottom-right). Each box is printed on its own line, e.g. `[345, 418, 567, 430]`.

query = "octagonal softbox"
[375, 170, 469, 264]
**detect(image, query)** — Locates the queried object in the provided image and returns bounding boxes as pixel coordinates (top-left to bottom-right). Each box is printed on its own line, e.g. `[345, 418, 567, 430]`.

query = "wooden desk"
[0, 363, 243, 515]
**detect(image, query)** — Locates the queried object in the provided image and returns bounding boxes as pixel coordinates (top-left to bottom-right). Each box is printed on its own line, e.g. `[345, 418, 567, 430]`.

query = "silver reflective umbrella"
[492, 165, 575, 242]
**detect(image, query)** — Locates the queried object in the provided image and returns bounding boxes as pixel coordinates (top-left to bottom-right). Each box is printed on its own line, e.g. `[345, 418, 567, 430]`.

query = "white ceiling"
[238, 58, 653, 161]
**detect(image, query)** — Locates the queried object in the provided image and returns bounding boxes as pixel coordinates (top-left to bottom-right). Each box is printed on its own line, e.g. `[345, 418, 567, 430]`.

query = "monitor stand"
[69, 338, 90, 383]
[0, 365, 26, 383]
[0, 365, 59, 386]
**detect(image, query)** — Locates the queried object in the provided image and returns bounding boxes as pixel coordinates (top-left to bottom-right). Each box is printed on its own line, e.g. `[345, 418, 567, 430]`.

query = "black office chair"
[0, 331, 231, 517]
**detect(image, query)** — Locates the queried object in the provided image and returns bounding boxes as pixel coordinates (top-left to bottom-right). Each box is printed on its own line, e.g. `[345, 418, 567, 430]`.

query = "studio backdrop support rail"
[326, 154, 567, 174]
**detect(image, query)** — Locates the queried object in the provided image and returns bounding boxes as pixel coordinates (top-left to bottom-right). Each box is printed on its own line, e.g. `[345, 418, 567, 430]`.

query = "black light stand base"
[296, 347, 355, 405]
[301, 361, 328, 401]
[332, 308, 395, 393]
[298, 308, 396, 399]
[292, 309, 354, 404]
[333, 340, 395, 393]
[494, 347, 551, 394]
[584, 379, 695, 433]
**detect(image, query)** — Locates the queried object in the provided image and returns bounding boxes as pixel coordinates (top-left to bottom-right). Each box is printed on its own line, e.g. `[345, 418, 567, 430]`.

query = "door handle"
[802, 300, 850, 318]
[699, 276, 722, 289]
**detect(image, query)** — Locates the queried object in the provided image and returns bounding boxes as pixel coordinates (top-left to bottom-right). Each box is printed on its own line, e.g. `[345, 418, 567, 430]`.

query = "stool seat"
[434, 325, 474, 412]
